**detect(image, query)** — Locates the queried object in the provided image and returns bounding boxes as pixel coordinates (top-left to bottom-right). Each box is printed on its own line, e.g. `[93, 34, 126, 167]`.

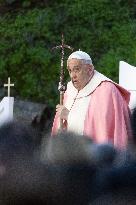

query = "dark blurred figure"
[42, 131, 117, 167]
[131, 108, 136, 142]
[91, 161, 136, 204]
[0, 120, 47, 205]
[0, 121, 42, 165]
[31, 105, 53, 138]
[40, 131, 119, 204]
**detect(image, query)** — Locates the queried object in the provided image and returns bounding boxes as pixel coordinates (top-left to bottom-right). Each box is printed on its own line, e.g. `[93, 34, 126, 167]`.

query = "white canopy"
[119, 61, 136, 111]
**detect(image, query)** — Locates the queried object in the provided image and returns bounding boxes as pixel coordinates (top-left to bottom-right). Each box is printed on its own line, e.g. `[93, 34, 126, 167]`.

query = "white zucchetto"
[68, 50, 92, 65]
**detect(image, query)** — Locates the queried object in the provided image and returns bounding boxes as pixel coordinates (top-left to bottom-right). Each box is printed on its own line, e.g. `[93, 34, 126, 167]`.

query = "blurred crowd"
[0, 108, 136, 204]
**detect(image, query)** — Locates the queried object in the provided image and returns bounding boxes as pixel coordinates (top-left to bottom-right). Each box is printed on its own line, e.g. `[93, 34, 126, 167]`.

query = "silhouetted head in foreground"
[0, 121, 41, 164]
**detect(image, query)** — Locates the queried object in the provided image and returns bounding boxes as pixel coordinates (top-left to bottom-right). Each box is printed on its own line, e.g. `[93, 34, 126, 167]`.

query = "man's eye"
[74, 68, 80, 72]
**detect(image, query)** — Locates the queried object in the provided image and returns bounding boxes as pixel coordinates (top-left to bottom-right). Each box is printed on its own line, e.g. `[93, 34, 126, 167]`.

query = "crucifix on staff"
[52, 34, 73, 130]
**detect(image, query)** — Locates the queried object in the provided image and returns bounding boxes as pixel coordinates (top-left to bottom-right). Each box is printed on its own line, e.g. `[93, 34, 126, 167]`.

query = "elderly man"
[52, 51, 131, 149]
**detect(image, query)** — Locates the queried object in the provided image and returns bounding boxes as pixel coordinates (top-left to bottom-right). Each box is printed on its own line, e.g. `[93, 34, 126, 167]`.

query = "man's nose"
[70, 71, 76, 78]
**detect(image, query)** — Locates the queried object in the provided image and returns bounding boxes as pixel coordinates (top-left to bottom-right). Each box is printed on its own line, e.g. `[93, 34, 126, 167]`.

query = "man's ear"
[88, 65, 93, 74]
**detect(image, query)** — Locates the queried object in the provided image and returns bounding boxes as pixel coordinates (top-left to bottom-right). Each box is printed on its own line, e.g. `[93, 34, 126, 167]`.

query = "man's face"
[67, 59, 92, 91]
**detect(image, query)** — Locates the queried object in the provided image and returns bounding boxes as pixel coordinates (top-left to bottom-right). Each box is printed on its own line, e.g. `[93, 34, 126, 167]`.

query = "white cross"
[4, 77, 14, 97]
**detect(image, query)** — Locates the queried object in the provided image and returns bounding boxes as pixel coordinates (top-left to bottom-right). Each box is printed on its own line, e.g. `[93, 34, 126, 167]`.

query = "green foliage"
[0, 0, 136, 108]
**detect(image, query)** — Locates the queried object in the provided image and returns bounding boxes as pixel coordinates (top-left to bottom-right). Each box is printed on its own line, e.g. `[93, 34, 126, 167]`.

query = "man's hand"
[56, 104, 69, 120]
